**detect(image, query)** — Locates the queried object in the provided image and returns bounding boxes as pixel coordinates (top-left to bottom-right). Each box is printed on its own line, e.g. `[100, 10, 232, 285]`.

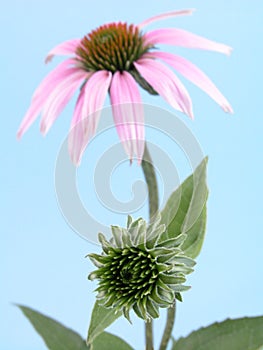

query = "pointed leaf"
[173, 316, 263, 350]
[91, 332, 134, 350]
[17, 305, 87, 350]
[161, 157, 208, 258]
[87, 301, 122, 346]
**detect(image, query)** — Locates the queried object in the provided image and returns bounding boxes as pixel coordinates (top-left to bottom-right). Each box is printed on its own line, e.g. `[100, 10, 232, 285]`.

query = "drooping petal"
[17, 97, 46, 140]
[134, 58, 193, 118]
[45, 39, 81, 63]
[83, 71, 112, 135]
[68, 70, 112, 165]
[17, 59, 78, 139]
[143, 28, 232, 55]
[40, 69, 88, 135]
[148, 51, 233, 113]
[32, 59, 77, 100]
[68, 89, 86, 166]
[110, 71, 144, 162]
[138, 9, 195, 29]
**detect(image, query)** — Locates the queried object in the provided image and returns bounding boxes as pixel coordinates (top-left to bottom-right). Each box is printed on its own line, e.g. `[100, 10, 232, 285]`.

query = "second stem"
[142, 143, 159, 350]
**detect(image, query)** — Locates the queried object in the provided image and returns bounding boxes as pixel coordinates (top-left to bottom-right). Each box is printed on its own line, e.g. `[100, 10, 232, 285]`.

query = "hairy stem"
[159, 303, 176, 350]
[142, 143, 159, 350]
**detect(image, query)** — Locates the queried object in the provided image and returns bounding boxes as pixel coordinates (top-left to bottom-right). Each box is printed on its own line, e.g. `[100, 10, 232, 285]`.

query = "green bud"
[88, 215, 195, 322]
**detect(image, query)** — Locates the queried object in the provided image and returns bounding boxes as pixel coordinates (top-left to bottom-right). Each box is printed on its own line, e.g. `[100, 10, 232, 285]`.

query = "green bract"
[88, 215, 195, 322]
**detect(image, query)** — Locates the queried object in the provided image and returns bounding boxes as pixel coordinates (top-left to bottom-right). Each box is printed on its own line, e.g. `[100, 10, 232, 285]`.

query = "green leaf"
[87, 301, 122, 346]
[17, 305, 87, 350]
[160, 157, 208, 258]
[173, 316, 263, 350]
[92, 332, 134, 350]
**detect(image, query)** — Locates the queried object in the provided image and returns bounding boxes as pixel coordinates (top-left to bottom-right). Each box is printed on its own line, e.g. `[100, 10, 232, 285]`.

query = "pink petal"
[143, 28, 232, 55]
[32, 59, 77, 100]
[149, 51, 233, 113]
[68, 71, 112, 165]
[138, 9, 195, 29]
[40, 69, 89, 135]
[45, 39, 81, 63]
[17, 59, 78, 139]
[134, 58, 193, 118]
[110, 71, 144, 163]
[17, 97, 46, 140]
[68, 89, 86, 166]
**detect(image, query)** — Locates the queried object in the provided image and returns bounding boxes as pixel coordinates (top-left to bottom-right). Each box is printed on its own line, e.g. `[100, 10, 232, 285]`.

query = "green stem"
[145, 322, 154, 350]
[142, 143, 176, 350]
[159, 303, 176, 350]
[142, 143, 159, 218]
[142, 143, 159, 350]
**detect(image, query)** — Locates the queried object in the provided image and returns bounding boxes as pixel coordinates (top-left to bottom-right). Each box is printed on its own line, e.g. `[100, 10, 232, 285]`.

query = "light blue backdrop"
[1, 1, 262, 349]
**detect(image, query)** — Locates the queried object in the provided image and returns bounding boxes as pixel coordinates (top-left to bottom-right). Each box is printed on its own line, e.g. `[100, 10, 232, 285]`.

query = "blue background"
[1, 1, 263, 349]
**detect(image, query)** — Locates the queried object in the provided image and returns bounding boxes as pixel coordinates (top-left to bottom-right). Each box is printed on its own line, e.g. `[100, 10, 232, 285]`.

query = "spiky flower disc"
[88, 215, 195, 321]
[77, 23, 152, 73]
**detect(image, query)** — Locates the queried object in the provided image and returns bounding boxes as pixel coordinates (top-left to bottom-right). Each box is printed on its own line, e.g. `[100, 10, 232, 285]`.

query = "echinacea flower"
[17, 9, 233, 165]
[88, 215, 195, 321]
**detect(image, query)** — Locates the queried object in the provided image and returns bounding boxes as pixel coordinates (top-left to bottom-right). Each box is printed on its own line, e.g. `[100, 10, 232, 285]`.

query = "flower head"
[18, 9, 233, 165]
[88, 215, 195, 321]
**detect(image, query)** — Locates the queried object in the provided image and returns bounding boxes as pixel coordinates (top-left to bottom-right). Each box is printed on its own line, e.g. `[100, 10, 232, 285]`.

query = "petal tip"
[40, 124, 48, 136]
[74, 159, 81, 167]
[224, 105, 234, 114]
[226, 46, 233, 56]
[186, 106, 194, 120]
[69, 150, 81, 167]
[188, 8, 196, 15]
[16, 130, 22, 140]
[45, 55, 53, 64]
